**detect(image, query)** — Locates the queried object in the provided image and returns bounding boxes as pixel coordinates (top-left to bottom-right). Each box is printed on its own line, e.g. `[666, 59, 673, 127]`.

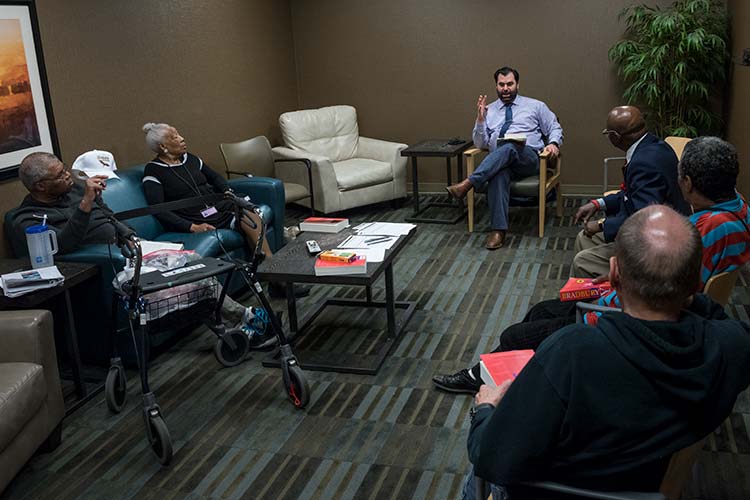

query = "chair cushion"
[0, 363, 46, 452]
[510, 169, 556, 198]
[332, 158, 393, 191]
[510, 175, 540, 197]
[279, 105, 359, 162]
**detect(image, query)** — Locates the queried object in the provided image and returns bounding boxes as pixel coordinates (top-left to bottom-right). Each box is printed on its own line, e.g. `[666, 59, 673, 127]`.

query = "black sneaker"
[247, 331, 278, 350]
[268, 282, 311, 299]
[432, 369, 482, 394]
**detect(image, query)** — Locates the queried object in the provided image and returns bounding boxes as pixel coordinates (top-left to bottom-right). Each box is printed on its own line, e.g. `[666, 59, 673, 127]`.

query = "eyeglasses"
[39, 165, 69, 183]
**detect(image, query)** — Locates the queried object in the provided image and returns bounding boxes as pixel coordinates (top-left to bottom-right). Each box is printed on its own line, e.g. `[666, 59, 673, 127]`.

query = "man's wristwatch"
[597, 217, 606, 231]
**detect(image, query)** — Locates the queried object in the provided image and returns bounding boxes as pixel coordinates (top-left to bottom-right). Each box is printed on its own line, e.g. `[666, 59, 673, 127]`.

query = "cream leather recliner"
[273, 105, 408, 214]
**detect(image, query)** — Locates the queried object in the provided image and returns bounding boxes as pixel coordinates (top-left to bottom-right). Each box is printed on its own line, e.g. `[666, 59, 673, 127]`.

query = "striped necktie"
[498, 104, 513, 138]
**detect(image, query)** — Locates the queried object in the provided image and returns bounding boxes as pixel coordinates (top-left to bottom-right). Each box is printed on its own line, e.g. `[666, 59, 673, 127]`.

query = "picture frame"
[0, 1, 59, 181]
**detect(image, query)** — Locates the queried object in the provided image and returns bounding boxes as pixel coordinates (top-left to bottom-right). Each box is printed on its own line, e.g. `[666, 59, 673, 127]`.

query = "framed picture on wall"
[0, 1, 59, 181]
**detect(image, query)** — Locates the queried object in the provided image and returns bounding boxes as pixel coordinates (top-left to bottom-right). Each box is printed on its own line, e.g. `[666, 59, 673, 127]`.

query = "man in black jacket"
[11, 152, 118, 255]
[571, 106, 690, 277]
[462, 205, 750, 499]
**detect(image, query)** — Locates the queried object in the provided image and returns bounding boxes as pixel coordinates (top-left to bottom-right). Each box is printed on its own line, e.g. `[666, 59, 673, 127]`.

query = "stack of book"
[314, 250, 367, 276]
[0, 266, 65, 298]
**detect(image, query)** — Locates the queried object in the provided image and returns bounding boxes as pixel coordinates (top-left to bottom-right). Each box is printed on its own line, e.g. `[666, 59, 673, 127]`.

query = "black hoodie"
[468, 301, 750, 491]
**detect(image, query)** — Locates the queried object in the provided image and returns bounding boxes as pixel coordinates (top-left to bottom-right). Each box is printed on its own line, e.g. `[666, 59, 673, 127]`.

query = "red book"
[479, 350, 534, 387]
[314, 255, 367, 276]
[559, 278, 612, 302]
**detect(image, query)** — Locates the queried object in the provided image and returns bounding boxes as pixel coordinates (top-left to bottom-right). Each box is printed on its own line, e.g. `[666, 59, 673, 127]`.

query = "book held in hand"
[299, 217, 349, 233]
[559, 278, 612, 302]
[314, 255, 367, 276]
[479, 350, 534, 388]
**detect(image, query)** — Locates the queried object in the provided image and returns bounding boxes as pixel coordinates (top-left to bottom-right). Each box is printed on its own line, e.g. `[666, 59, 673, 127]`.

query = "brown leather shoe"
[485, 230, 506, 250]
[445, 179, 473, 200]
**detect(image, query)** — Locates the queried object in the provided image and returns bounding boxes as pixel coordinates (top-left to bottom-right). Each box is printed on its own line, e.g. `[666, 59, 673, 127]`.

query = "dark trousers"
[470, 299, 577, 381]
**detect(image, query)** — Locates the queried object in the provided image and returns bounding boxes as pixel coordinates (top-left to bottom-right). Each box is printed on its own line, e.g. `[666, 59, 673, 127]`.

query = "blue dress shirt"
[472, 95, 563, 152]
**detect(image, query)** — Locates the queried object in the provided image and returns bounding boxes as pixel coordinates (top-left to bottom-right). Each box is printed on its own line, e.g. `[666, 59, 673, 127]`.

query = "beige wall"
[288, 0, 673, 191]
[0, 0, 297, 256]
[727, 0, 750, 196]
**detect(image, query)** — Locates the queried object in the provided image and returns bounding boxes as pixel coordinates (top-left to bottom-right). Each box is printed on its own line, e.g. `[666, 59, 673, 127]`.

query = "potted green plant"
[608, 0, 729, 137]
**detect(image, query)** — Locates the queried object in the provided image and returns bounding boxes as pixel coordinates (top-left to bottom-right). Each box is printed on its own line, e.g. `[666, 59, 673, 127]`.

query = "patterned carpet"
[3, 195, 749, 500]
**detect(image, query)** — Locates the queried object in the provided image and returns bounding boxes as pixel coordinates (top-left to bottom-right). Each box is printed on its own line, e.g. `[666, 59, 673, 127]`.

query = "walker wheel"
[214, 328, 250, 367]
[105, 364, 127, 413]
[283, 365, 310, 409]
[145, 412, 173, 465]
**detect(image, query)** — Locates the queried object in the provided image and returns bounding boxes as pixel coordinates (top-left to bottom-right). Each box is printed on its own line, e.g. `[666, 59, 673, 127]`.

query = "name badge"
[201, 206, 218, 218]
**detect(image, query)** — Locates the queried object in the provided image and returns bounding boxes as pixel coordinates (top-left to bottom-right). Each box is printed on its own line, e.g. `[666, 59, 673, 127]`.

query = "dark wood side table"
[257, 228, 417, 374]
[401, 139, 473, 224]
[0, 259, 100, 415]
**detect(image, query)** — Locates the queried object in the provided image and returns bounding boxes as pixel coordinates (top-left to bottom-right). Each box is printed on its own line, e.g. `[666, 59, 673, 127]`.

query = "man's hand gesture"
[476, 94, 487, 123]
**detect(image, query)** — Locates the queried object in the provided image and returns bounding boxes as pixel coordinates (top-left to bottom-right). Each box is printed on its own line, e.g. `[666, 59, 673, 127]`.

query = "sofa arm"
[358, 137, 408, 198]
[0, 310, 63, 414]
[227, 176, 285, 251]
[273, 146, 340, 213]
[357, 136, 408, 164]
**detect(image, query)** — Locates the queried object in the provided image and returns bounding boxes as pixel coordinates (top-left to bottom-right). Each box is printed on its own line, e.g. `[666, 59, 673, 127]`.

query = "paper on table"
[0, 265, 65, 298]
[354, 222, 415, 236]
[337, 235, 398, 250]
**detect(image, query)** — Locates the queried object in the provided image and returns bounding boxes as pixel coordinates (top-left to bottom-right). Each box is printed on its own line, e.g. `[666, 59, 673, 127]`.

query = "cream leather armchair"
[0, 310, 64, 493]
[272, 105, 408, 214]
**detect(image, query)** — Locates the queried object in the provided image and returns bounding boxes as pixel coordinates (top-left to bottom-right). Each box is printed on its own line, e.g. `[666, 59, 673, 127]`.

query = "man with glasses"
[570, 105, 689, 278]
[11, 152, 118, 254]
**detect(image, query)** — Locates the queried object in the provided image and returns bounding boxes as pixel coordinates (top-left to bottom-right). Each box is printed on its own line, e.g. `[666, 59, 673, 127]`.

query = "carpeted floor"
[3, 195, 749, 500]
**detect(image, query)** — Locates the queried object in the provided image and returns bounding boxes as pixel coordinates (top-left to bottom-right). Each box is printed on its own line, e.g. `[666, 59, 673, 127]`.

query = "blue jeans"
[461, 469, 509, 500]
[468, 143, 539, 231]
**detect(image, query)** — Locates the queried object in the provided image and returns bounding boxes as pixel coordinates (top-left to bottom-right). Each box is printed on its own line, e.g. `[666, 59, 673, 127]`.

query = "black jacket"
[601, 133, 690, 242]
[468, 297, 750, 491]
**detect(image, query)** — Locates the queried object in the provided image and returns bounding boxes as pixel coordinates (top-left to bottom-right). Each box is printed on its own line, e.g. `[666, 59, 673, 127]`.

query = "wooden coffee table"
[257, 228, 417, 374]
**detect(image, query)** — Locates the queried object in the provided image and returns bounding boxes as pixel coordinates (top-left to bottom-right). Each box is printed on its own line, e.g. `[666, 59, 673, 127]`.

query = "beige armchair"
[273, 105, 408, 214]
[0, 310, 64, 493]
[220, 135, 315, 215]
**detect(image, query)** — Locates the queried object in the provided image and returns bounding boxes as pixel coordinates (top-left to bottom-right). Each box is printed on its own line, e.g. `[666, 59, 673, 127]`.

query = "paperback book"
[299, 217, 349, 233]
[479, 350, 534, 388]
[559, 278, 611, 302]
[314, 255, 367, 276]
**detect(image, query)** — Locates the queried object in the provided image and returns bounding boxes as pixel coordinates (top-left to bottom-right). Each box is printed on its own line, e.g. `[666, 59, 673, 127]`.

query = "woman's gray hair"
[142, 122, 172, 154]
[19, 152, 60, 190]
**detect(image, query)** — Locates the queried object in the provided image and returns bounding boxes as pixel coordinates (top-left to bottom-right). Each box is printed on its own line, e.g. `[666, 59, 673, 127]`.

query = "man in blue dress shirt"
[446, 66, 563, 249]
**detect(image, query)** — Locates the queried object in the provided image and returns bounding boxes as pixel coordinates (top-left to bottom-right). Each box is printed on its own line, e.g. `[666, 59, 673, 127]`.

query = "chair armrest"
[0, 309, 64, 422]
[515, 481, 665, 500]
[575, 301, 621, 323]
[464, 148, 488, 176]
[227, 176, 285, 251]
[274, 146, 338, 212]
[0, 310, 57, 366]
[357, 136, 408, 163]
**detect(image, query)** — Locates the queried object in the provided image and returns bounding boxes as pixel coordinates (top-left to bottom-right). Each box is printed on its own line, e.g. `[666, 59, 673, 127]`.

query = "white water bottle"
[25, 224, 58, 269]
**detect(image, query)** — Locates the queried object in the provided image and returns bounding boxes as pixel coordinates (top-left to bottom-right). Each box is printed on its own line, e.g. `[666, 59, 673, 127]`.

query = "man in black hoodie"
[462, 205, 750, 499]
